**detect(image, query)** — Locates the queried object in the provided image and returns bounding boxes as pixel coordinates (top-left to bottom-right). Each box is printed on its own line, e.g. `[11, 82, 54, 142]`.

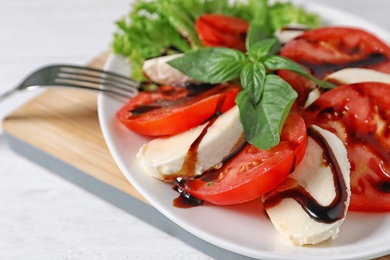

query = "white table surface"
[0, 0, 389, 259]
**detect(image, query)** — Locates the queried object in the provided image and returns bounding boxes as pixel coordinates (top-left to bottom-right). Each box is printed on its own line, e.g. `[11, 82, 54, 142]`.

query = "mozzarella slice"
[303, 88, 322, 109]
[325, 68, 390, 85]
[262, 126, 351, 246]
[136, 106, 244, 181]
[142, 54, 198, 85]
[274, 24, 308, 44]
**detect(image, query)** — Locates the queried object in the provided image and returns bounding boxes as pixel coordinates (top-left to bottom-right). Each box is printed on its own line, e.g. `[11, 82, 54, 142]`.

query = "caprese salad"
[112, 0, 390, 246]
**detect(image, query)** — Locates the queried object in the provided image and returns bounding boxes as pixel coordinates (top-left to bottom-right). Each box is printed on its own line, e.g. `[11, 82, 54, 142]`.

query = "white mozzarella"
[263, 126, 351, 246]
[142, 54, 198, 85]
[136, 106, 244, 181]
[303, 88, 322, 109]
[274, 24, 308, 44]
[325, 68, 390, 85]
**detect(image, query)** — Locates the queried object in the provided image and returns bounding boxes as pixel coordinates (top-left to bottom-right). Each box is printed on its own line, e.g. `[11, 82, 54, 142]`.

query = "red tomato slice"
[116, 84, 240, 136]
[302, 82, 390, 212]
[195, 14, 249, 51]
[178, 113, 307, 205]
[279, 27, 390, 107]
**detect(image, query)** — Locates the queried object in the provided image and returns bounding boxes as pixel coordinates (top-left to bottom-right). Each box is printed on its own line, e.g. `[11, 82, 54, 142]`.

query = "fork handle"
[0, 88, 19, 102]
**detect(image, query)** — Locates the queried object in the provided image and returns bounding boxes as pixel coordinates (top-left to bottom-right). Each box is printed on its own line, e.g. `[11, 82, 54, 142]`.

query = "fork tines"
[55, 65, 139, 99]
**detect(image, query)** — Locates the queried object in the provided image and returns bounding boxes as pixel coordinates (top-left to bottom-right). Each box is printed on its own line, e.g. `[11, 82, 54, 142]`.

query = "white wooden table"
[0, 0, 388, 259]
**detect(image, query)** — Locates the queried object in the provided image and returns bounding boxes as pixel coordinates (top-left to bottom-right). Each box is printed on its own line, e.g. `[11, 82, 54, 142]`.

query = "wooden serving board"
[3, 52, 389, 260]
[3, 53, 147, 204]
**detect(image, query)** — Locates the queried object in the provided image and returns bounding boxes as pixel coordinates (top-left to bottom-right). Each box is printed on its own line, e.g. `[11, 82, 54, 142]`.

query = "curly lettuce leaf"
[112, 1, 191, 81]
[269, 2, 320, 30]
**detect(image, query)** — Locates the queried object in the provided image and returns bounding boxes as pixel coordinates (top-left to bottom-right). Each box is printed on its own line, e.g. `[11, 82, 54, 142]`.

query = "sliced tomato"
[116, 84, 240, 136]
[302, 82, 390, 212]
[195, 14, 249, 52]
[279, 27, 390, 107]
[178, 113, 307, 205]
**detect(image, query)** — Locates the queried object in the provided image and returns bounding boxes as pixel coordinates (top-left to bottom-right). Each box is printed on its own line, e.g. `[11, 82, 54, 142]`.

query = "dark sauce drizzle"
[264, 127, 349, 224]
[280, 26, 308, 32]
[164, 95, 225, 183]
[306, 84, 390, 193]
[171, 95, 227, 207]
[379, 182, 390, 193]
[173, 138, 246, 208]
[131, 83, 216, 116]
[173, 180, 204, 208]
[301, 52, 388, 79]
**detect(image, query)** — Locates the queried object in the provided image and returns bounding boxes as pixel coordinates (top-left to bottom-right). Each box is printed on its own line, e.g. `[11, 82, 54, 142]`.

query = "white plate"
[97, 1, 390, 259]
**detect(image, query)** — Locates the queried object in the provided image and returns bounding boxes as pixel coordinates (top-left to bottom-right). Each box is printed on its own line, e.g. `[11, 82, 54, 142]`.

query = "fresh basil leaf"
[264, 55, 336, 89]
[236, 74, 297, 150]
[240, 62, 266, 105]
[246, 22, 271, 51]
[168, 47, 248, 83]
[248, 38, 280, 61]
[269, 41, 282, 56]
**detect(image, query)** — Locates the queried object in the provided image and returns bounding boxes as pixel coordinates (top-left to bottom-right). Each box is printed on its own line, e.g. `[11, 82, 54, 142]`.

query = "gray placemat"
[4, 132, 256, 260]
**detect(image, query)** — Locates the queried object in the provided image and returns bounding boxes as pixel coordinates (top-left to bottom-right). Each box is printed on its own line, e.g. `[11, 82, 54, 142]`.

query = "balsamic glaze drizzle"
[264, 127, 349, 224]
[300, 52, 388, 79]
[171, 95, 229, 207]
[130, 83, 215, 116]
[173, 179, 204, 208]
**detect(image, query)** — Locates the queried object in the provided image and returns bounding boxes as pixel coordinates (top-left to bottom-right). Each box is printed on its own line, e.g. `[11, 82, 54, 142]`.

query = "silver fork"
[0, 64, 140, 102]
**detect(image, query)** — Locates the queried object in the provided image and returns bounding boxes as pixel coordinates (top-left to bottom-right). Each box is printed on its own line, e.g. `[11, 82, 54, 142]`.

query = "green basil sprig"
[166, 48, 248, 84]
[236, 74, 296, 149]
[168, 39, 334, 150]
